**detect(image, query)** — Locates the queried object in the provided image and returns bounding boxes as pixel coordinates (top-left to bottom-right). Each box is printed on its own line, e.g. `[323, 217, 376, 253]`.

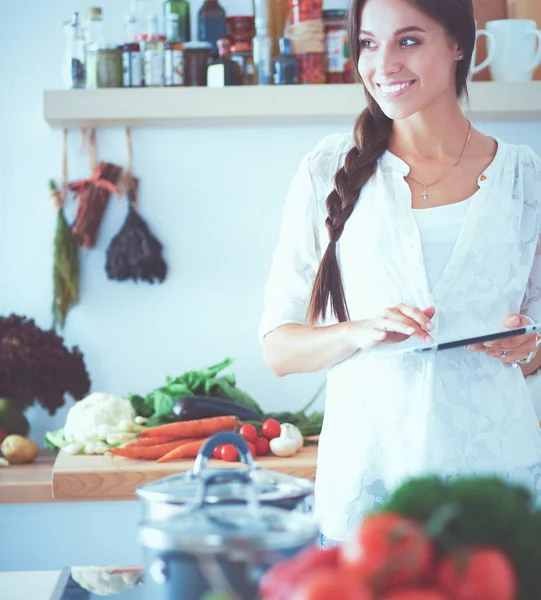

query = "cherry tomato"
[220, 444, 239, 462]
[246, 441, 257, 458]
[262, 418, 281, 440]
[255, 436, 270, 456]
[436, 546, 516, 600]
[239, 423, 258, 443]
[292, 567, 373, 600]
[212, 444, 224, 460]
[339, 512, 434, 592]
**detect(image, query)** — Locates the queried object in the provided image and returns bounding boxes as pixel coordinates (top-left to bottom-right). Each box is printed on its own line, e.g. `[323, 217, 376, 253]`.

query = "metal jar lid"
[136, 432, 314, 509]
[138, 501, 319, 557]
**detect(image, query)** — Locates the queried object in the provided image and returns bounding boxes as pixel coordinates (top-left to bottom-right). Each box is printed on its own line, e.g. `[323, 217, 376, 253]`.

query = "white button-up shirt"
[260, 133, 541, 541]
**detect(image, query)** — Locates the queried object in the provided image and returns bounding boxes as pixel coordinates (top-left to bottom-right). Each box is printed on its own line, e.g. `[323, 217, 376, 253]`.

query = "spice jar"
[323, 10, 352, 84]
[183, 41, 213, 86]
[226, 16, 255, 46]
[122, 42, 143, 87]
[231, 42, 257, 84]
[86, 45, 123, 88]
[288, 0, 325, 84]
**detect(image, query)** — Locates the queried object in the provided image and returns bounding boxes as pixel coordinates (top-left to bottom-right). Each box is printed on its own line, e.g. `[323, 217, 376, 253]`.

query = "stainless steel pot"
[136, 431, 314, 523]
[137, 432, 319, 600]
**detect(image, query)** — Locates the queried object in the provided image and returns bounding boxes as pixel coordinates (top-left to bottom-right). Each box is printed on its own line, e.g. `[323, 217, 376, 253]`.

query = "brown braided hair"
[307, 0, 475, 325]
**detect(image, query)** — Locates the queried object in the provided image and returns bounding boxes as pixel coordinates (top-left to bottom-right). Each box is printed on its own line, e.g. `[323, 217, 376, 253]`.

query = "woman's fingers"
[395, 304, 434, 333]
[374, 316, 433, 344]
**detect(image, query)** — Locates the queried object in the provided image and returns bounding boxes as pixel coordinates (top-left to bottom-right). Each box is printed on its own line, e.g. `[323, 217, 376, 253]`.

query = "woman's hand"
[466, 314, 537, 364]
[346, 304, 436, 351]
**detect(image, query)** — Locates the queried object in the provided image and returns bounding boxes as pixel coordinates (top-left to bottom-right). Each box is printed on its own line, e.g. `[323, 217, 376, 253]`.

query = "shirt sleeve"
[520, 147, 541, 322]
[258, 153, 325, 343]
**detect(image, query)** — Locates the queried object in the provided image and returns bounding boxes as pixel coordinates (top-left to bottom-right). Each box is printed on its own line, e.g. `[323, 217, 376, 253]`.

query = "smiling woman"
[259, 0, 541, 546]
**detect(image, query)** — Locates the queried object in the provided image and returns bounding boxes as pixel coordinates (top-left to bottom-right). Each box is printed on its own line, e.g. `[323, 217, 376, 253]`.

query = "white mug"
[486, 19, 541, 82]
[469, 24, 496, 79]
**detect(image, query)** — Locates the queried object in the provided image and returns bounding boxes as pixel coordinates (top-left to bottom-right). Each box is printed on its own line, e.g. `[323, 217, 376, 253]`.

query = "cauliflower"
[64, 393, 136, 444]
[70, 566, 141, 595]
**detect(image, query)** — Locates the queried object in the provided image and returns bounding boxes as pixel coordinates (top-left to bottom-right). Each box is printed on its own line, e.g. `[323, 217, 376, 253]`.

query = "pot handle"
[191, 431, 256, 477]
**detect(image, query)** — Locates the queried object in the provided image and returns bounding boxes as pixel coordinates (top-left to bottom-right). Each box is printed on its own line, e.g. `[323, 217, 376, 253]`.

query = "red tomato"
[239, 423, 258, 443]
[260, 545, 340, 600]
[436, 546, 516, 600]
[246, 441, 257, 458]
[220, 444, 239, 462]
[262, 419, 281, 440]
[381, 589, 447, 600]
[255, 436, 270, 456]
[339, 512, 434, 592]
[292, 567, 373, 600]
[212, 444, 224, 460]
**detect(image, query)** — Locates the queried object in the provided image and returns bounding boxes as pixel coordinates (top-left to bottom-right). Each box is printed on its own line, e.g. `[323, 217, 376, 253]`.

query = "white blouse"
[259, 133, 541, 541]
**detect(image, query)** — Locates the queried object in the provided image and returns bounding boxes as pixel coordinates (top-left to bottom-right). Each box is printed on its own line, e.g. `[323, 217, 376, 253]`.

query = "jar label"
[165, 49, 184, 86]
[130, 52, 143, 87]
[325, 29, 349, 73]
[122, 53, 131, 87]
[144, 49, 165, 86]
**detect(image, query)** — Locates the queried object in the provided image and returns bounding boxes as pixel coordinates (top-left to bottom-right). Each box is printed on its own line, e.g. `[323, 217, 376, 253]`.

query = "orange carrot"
[122, 436, 184, 448]
[138, 416, 239, 440]
[110, 439, 196, 460]
[157, 438, 209, 463]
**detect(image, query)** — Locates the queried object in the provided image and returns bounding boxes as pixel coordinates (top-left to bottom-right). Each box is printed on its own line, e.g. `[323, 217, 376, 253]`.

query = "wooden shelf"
[43, 82, 541, 128]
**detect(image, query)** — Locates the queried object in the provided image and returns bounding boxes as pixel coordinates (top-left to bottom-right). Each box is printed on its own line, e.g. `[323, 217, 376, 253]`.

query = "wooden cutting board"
[51, 445, 318, 500]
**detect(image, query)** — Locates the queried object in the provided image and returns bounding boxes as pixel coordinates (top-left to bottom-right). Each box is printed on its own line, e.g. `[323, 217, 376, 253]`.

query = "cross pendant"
[422, 186, 429, 202]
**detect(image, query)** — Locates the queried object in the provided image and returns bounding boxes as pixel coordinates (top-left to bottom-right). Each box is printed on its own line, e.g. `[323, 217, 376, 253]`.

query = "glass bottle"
[273, 37, 298, 84]
[231, 42, 257, 85]
[62, 11, 86, 88]
[253, 19, 273, 85]
[198, 0, 227, 56]
[207, 38, 242, 86]
[164, 13, 184, 86]
[164, 0, 191, 43]
[84, 7, 105, 48]
[144, 14, 165, 86]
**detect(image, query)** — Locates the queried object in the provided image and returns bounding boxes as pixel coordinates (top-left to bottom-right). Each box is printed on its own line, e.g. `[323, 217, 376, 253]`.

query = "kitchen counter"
[0, 446, 318, 503]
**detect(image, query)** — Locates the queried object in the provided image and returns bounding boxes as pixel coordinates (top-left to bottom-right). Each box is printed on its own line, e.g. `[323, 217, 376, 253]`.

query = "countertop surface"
[0, 446, 318, 503]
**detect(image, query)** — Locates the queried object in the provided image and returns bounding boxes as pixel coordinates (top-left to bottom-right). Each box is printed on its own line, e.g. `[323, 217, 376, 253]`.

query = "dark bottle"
[273, 38, 298, 84]
[198, 0, 226, 56]
[164, 0, 191, 43]
[207, 38, 242, 86]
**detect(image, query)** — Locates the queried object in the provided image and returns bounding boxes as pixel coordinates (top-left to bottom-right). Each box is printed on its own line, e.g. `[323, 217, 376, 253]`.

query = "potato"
[1, 435, 39, 464]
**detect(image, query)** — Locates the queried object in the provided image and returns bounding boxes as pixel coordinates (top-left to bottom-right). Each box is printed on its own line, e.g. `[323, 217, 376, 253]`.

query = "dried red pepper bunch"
[0, 314, 91, 414]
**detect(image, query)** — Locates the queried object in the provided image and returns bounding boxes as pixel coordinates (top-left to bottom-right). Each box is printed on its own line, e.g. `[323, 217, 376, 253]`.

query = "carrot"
[138, 416, 239, 440]
[156, 438, 209, 463]
[110, 439, 197, 460]
[122, 436, 183, 448]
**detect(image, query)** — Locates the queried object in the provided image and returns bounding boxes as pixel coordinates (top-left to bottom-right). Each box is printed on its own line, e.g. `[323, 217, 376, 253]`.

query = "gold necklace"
[405, 121, 473, 202]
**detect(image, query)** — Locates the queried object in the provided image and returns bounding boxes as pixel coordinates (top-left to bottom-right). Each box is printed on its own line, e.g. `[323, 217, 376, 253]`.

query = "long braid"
[307, 95, 393, 324]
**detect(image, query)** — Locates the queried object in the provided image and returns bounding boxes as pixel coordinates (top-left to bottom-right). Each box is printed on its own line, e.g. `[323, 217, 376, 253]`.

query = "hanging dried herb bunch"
[50, 180, 79, 330]
[0, 315, 91, 415]
[69, 161, 122, 249]
[106, 171, 167, 284]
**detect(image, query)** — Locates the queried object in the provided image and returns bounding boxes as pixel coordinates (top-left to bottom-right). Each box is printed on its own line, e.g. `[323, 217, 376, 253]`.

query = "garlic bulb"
[269, 423, 304, 457]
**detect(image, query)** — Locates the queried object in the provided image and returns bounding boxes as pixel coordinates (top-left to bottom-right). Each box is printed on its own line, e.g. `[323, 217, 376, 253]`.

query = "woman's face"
[357, 0, 463, 120]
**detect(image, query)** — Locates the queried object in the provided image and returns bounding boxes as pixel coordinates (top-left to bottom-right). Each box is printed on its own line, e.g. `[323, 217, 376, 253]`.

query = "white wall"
[1, 0, 541, 450]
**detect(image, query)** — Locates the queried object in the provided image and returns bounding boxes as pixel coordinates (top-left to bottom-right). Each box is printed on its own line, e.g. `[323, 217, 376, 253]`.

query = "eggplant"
[172, 396, 264, 422]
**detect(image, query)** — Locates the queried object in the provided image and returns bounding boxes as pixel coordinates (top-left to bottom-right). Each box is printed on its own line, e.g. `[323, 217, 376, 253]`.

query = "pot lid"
[136, 432, 313, 506]
[138, 502, 319, 556]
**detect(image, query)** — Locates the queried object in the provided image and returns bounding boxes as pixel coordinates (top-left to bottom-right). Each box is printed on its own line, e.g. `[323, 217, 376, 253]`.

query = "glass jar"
[323, 10, 352, 84]
[288, 0, 325, 84]
[183, 41, 213, 86]
[86, 45, 123, 88]
[230, 42, 257, 84]
[226, 16, 255, 46]
[122, 42, 143, 87]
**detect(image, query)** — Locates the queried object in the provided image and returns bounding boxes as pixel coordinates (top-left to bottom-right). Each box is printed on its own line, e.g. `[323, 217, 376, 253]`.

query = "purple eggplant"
[172, 396, 264, 422]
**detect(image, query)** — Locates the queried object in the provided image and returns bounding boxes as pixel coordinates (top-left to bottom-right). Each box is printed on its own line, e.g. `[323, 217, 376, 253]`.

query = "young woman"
[259, 0, 541, 547]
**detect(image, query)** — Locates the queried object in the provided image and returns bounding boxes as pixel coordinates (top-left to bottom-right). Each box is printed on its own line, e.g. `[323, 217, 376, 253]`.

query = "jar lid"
[323, 9, 348, 19]
[138, 503, 319, 556]
[123, 42, 141, 51]
[87, 6, 103, 19]
[89, 44, 121, 52]
[226, 15, 255, 23]
[183, 41, 213, 50]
